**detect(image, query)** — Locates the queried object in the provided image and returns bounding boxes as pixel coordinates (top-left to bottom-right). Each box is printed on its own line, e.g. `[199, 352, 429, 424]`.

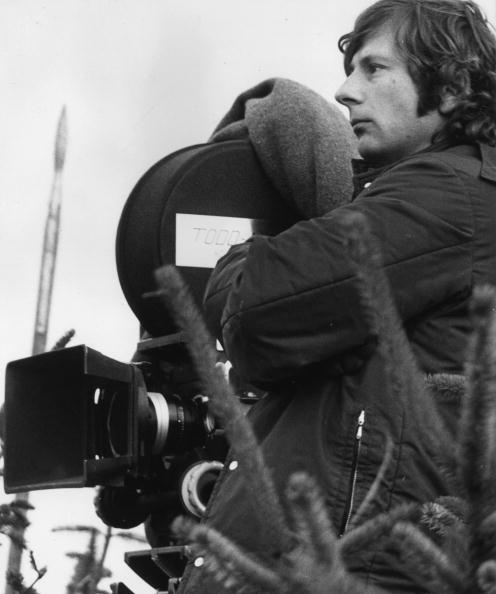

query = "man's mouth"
[350, 119, 371, 136]
[351, 118, 371, 128]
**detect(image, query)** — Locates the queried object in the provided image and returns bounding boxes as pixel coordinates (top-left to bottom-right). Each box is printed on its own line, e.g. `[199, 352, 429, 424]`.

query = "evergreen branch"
[93, 525, 112, 591]
[0, 528, 27, 550]
[54, 105, 68, 172]
[28, 550, 47, 581]
[5, 572, 25, 593]
[73, 574, 92, 592]
[460, 286, 496, 492]
[420, 501, 466, 539]
[285, 472, 338, 566]
[459, 286, 496, 571]
[51, 328, 75, 350]
[53, 525, 101, 533]
[24, 552, 47, 594]
[6, 500, 34, 511]
[65, 552, 84, 559]
[434, 496, 469, 523]
[65, 528, 98, 594]
[419, 500, 469, 573]
[348, 435, 394, 531]
[0, 509, 29, 531]
[340, 504, 417, 560]
[6, 571, 39, 594]
[173, 516, 284, 592]
[0, 501, 32, 539]
[477, 560, 496, 594]
[6, 567, 43, 594]
[194, 553, 253, 594]
[390, 521, 465, 593]
[114, 531, 147, 543]
[425, 373, 467, 405]
[154, 265, 291, 554]
[283, 473, 370, 594]
[479, 511, 496, 543]
[339, 210, 456, 486]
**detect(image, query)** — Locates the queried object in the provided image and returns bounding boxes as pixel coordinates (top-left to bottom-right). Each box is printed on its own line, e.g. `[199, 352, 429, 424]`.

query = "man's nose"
[335, 73, 362, 107]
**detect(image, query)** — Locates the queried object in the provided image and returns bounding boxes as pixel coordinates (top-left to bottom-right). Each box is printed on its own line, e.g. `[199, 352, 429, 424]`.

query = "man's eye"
[367, 63, 384, 74]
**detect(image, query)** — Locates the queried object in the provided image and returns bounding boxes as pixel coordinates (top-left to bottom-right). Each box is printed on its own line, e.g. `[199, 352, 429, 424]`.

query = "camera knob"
[180, 460, 223, 518]
[94, 486, 150, 529]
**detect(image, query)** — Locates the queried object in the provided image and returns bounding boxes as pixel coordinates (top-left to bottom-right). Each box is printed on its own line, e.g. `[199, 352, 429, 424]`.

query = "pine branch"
[6, 561, 45, 594]
[460, 286, 496, 492]
[0, 527, 27, 550]
[51, 328, 75, 350]
[339, 210, 457, 487]
[53, 525, 101, 534]
[420, 501, 466, 539]
[92, 525, 112, 593]
[284, 472, 337, 566]
[0, 502, 31, 532]
[153, 265, 292, 555]
[459, 286, 496, 575]
[347, 435, 394, 531]
[419, 500, 469, 574]
[434, 496, 470, 523]
[479, 512, 496, 543]
[54, 105, 68, 172]
[173, 516, 284, 592]
[114, 531, 147, 543]
[390, 521, 465, 593]
[283, 472, 370, 594]
[477, 560, 496, 594]
[340, 503, 417, 561]
[6, 570, 41, 594]
[28, 550, 47, 583]
[65, 528, 98, 594]
[425, 373, 467, 405]
[6, 500, 34, 512]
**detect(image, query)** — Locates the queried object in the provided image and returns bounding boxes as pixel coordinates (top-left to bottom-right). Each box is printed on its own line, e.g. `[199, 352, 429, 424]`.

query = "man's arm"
[204, 154, 474, 385]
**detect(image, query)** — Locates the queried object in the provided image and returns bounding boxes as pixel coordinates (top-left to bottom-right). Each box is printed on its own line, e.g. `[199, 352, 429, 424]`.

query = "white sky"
[1, 1, 495, 592]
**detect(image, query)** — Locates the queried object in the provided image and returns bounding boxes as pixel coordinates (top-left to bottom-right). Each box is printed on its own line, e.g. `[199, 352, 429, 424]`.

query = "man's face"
[335, 26, 446, 165]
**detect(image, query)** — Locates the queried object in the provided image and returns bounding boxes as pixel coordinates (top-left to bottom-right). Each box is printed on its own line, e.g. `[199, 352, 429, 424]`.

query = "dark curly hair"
[338, 0, 496, 146]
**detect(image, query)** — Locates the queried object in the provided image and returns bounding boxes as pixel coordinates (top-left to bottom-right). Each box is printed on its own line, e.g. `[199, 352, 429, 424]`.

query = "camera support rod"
[5, 106, 67, 594]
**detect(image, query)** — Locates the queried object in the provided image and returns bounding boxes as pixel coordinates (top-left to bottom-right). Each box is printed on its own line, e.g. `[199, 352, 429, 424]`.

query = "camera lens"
[148, 392, 169, 454]
[145, 392, 212, 456]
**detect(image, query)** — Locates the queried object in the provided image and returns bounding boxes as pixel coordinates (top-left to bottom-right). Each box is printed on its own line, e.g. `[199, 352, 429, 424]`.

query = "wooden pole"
[32, 105, 67, 355]
[5, 106, 67, 594]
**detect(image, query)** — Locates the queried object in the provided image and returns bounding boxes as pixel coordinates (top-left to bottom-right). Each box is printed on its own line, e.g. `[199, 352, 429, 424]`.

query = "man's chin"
[358, 144, 380, 163]
[357, 143, 393, 166]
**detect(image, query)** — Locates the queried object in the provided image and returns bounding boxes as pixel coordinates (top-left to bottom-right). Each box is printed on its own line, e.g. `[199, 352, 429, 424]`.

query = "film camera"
[4, 139, 297, 593]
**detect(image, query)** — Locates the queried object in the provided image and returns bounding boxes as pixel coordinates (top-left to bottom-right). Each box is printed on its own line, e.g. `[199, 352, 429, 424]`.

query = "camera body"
[4, 139, 297, 592]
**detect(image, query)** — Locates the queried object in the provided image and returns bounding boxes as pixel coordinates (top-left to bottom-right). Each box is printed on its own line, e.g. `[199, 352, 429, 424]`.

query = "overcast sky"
[1, 1, 495, 592]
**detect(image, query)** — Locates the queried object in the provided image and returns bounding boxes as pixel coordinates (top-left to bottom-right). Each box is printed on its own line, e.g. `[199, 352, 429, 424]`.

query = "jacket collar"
[351, 160, 385, 197]
[480, 143, 496, 182]
[352, 141, 496, 196]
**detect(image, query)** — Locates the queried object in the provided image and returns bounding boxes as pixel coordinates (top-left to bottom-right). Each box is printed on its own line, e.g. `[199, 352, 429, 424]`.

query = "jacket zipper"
[340, 409, 365, 536]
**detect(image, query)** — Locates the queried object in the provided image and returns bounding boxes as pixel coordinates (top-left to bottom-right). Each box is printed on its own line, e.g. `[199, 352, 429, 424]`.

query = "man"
[179, 0, 496, 591]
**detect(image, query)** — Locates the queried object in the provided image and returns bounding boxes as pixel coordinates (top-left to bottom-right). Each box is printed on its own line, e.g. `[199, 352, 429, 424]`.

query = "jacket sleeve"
[203, 154, 474, 385]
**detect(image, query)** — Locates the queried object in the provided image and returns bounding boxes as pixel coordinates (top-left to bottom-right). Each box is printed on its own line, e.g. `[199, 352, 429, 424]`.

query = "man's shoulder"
[389, 142, 496, 182]
[362, 147, 468, 196]
[354, 144, 486, 220]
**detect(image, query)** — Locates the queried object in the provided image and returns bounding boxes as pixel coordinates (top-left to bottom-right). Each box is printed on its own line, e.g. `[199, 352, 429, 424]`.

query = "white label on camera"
[175, 213, 265, 268]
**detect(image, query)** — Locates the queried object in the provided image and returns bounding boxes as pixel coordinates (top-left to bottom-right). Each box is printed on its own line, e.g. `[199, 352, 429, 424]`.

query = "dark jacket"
[179, 142, 496, 593]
